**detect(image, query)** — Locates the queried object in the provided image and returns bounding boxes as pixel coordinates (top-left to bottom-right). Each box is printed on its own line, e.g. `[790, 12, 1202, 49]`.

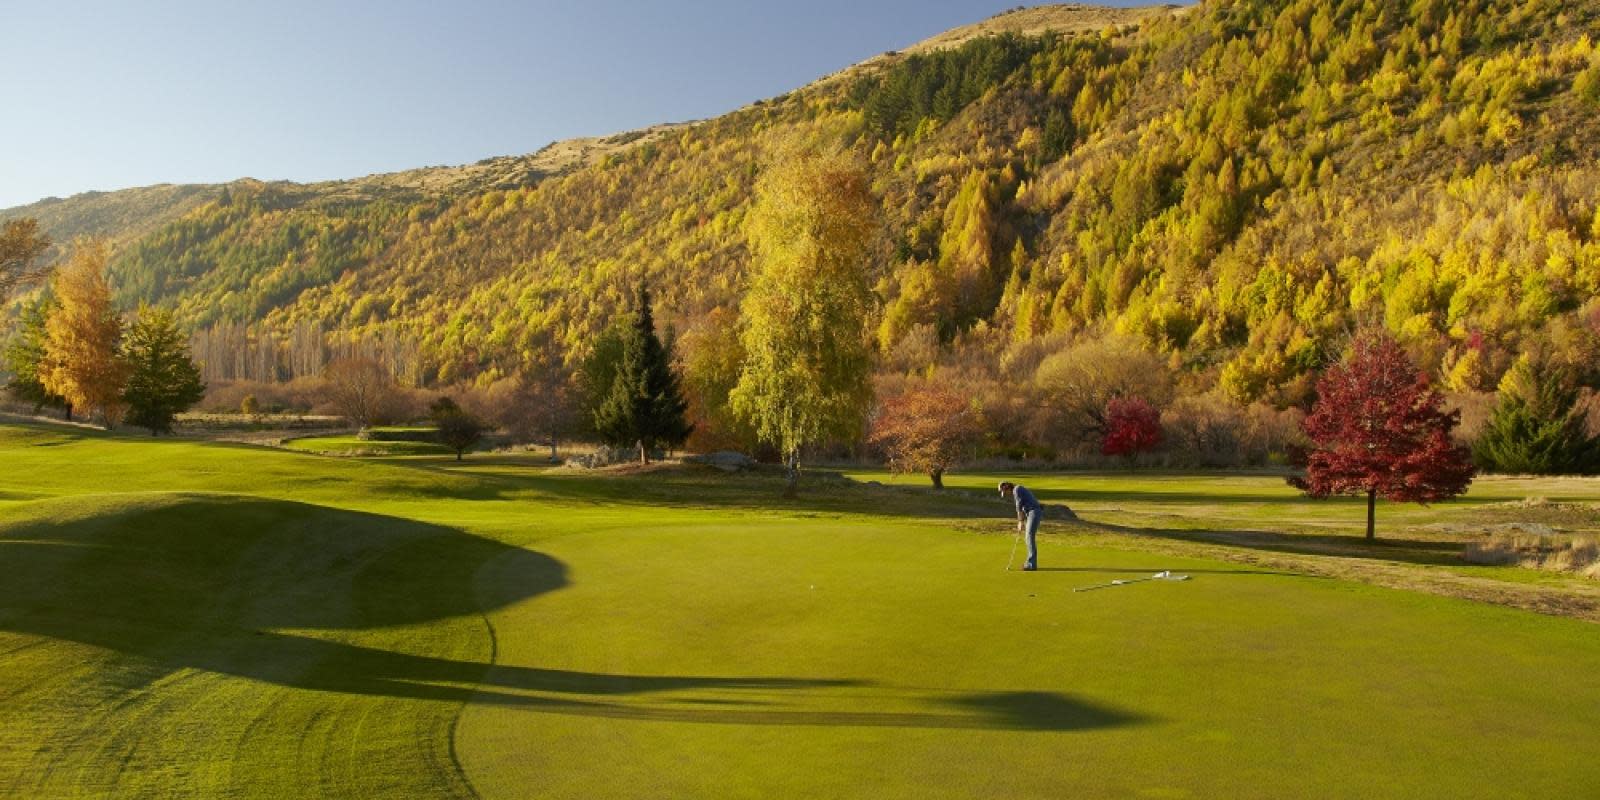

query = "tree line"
[4, 240, 205, 434]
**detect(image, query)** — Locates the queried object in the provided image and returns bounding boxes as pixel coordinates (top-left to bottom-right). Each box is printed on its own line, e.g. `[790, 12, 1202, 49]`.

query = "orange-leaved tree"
[40, 241, 127, 425]
[868, 385, 983, 489]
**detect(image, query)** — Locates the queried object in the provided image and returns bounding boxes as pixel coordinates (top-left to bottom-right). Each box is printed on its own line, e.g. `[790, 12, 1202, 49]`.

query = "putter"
[1004, 526, 1022, 571]
[1073, 570, 1191, 592]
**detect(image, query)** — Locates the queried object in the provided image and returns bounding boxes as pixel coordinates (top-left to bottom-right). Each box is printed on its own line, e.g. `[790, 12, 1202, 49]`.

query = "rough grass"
[1464, 531, 1600, 578]
[3, 423, 1599, 798]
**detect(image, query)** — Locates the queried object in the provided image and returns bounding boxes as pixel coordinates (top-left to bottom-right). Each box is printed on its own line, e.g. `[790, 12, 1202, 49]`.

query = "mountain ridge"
[6, 0, 1600, 426]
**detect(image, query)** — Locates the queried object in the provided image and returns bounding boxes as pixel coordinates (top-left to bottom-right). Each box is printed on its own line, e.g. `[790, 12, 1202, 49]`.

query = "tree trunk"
[930, 468, 944, 490]
[456, 450, 464, 462]
[548, 435, 558, 461]
[783, 451, 800, 498]
[1366, 489, 1377, 541]
[639, 439, 648, 464]
[64, 404, 73, 422]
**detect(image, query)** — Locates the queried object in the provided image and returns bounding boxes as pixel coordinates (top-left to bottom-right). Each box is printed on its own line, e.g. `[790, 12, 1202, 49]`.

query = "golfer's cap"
[997, 481, 1013, 492]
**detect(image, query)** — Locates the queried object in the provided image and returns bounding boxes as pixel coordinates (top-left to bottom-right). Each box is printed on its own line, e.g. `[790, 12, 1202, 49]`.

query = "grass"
[2, 422, 1598, 798]
[281, 433, 452, 457]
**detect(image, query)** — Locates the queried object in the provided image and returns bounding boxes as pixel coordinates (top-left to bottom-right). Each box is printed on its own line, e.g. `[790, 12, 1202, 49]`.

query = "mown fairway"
[2, 423, 1598, 798]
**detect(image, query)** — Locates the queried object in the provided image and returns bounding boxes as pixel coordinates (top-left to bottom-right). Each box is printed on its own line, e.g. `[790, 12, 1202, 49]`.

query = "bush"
[202, 378, 326, 416]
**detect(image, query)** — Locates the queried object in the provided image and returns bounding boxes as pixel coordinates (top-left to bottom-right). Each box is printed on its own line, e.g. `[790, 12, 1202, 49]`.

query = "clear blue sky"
[0, 1, 1151, 210]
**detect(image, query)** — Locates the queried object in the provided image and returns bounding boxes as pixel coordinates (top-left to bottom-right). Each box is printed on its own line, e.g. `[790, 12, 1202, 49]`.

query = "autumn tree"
[500, 368, 579, 461]
[679, 306, 757, 452]
[1472, 357, 1600, 475]
[1290, 330, 1475, 541]
[1101, 396, 1163, 463]
[430, 396, 484, 461]
[122, 306, 206, 435]
[867, 385, 983, 489]
[0, 218, 51, 298]
[323, 357, 398, 427]
[39, 242, 126, 426]
[592, 287, 692, 463]
[731, 149, 877, 496]
[1033, 334, 1172, 452]
[3, 295, 68, 416]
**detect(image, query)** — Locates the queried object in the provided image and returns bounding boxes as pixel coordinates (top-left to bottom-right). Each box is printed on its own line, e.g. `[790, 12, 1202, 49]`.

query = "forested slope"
[6, 0, 1599, 410]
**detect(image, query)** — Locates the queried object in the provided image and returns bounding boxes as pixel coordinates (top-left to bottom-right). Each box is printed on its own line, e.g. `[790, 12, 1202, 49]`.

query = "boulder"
[685, 450, 758, 472]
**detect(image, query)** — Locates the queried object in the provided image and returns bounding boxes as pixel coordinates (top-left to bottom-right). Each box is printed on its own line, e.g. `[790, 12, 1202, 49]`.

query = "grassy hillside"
[6, 1, 1600, 404]
[2, 422, 1599, 797]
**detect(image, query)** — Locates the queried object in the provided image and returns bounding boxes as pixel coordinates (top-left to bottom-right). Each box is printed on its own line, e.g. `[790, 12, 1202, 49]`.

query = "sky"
[0, 1, 1153, 210]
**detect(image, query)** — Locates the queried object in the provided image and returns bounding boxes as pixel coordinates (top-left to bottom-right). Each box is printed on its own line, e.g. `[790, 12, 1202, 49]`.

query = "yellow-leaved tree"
[731, 148, 877, 496]
[40, 242, 127, 425]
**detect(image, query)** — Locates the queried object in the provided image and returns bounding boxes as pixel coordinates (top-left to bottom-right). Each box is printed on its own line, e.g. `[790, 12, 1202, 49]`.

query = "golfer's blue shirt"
[1014, 486, 1042, 515]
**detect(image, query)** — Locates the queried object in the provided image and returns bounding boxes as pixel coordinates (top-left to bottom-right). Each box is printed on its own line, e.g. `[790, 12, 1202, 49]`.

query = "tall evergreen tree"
[1473, 358, 1600, 475]
[3, 295, 69, 416]
[122, 306, 206, 435]
[592, 287, 692, 463]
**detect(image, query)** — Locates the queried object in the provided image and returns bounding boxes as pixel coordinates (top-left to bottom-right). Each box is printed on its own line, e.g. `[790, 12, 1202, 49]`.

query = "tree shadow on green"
[0, 494, 1147, 733]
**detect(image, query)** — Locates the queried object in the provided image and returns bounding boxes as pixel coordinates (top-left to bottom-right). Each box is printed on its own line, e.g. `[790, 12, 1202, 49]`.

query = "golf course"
[2, 421, 1597, 799]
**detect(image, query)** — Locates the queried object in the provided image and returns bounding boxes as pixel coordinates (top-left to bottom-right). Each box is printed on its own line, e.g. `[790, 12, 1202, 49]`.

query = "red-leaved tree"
[1101, 396, 1163, 462]
[868, 386, 984, 489]
[1291, 330, 1475, 541]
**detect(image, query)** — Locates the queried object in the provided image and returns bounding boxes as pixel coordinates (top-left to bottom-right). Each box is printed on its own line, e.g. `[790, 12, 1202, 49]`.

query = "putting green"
[1, 424, 1596, 798]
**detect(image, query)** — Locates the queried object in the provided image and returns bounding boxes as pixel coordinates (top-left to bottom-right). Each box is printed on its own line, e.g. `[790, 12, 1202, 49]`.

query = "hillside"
[6, 0, 1600, 433]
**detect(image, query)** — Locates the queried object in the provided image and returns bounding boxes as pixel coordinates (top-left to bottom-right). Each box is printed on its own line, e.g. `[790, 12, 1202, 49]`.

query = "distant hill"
[5, 0, 1599, 409]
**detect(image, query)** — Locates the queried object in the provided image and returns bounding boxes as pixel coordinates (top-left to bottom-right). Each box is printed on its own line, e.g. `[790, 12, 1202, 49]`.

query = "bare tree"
[1, 219, 52, 298]
[322, 357, 398, 427]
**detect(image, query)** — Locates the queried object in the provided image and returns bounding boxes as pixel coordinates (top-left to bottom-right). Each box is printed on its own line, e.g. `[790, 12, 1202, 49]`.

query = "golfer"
[999, 481, 1043, 571]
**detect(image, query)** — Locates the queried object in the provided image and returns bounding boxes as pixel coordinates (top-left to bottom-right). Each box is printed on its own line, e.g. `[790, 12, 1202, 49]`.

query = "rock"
[685, 450, 758, 472]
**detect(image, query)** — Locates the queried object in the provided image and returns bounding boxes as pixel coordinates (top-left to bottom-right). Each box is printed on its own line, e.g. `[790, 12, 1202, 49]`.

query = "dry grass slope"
[902, 3, 1188, 55]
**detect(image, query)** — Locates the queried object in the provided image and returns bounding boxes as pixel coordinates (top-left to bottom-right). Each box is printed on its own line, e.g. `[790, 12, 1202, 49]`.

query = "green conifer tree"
[1473, 359, 1600, 475]
[122, 306, 206, 435]
[592, 287, 692, 463]
[3, 295, 68, 416]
